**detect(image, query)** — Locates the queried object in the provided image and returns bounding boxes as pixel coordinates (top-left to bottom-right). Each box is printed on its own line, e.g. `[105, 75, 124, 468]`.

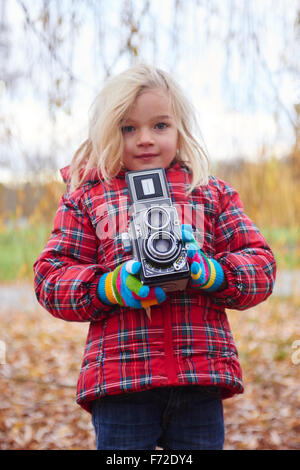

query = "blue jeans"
[91, 386, 224, 450]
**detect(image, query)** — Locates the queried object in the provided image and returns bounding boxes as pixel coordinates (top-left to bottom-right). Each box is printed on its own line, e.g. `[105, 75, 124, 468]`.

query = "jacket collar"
[60, 165, 102, 185]
[60, 160, 189, 186]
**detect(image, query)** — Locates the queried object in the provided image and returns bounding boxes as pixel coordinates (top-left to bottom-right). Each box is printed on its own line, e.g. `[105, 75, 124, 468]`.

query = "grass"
[0, 223, 299, 281]
[0, 224, 52, 281]
[260, 226, 300, 269]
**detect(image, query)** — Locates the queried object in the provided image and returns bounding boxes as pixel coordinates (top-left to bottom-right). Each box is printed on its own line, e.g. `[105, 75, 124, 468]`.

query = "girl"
[33, 64, 276, 450]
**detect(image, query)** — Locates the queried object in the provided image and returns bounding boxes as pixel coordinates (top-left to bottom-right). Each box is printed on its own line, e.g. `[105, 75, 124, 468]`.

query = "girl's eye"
[155, 122, 168, 130]
[121, 125, 135, 134]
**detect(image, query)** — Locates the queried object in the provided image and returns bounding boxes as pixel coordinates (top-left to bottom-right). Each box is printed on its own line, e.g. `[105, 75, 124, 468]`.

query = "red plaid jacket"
[33, 162, 276, 413]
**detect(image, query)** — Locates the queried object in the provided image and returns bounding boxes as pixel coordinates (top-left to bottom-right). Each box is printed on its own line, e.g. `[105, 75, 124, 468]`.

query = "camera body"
[122, 168, 190, 292]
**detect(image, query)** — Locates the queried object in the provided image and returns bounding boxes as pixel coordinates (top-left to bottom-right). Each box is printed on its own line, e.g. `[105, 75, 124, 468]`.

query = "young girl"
[33, 64, 276, 450]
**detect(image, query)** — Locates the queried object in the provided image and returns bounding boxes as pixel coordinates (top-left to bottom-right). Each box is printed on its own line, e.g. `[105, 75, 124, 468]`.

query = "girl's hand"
[182, 224, 225, 292]
[97, 260, 166, 309]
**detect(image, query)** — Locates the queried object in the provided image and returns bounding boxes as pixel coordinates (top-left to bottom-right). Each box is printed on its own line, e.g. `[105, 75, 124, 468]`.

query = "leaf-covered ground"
[0, 287, 299, 450]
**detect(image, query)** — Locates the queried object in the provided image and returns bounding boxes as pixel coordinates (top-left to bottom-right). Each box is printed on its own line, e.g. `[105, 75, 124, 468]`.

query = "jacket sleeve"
[209, 181, 276, 310]
[33, 192, 113, 322]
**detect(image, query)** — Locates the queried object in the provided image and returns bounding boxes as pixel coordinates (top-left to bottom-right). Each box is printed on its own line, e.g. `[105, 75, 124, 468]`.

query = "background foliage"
[0, 0, 299, 451]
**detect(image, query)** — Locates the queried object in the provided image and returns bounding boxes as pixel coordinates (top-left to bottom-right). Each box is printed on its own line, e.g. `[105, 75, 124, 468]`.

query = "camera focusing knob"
[173, 254, 186, 271]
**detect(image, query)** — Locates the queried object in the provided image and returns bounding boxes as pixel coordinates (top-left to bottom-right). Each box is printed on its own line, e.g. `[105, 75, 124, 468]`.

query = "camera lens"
[154, 238, 171, 254]
[144, 206, 170, 230]
[145, 231, 182, 265]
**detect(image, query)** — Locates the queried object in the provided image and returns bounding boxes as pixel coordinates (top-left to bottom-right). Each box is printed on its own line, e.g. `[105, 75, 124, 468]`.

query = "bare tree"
[0, 0, 299, 175]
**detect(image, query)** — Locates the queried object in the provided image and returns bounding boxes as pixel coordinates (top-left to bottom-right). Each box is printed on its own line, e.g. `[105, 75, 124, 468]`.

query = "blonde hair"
[70, 64, 210, 192]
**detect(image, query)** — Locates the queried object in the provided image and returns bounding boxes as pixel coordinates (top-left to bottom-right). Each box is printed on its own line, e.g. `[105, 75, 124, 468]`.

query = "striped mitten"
[182, 224, 225, 292]
[97, 260, 166, 309]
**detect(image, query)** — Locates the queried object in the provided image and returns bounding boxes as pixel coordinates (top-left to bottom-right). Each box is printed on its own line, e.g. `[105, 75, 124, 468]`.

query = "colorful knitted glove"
[97, 260, 166, 309]
[182, 224, 225, 292]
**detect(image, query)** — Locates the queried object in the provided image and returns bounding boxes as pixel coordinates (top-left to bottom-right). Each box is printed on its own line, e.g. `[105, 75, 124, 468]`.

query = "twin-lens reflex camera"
[121, 168, 190, 292]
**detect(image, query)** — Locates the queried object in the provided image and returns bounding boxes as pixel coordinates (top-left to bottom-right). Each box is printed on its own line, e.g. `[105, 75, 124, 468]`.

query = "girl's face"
[121, 88, 178, 172]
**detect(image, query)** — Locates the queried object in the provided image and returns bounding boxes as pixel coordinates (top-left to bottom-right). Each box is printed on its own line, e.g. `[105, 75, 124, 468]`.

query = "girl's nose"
[136, 127, 154, 145]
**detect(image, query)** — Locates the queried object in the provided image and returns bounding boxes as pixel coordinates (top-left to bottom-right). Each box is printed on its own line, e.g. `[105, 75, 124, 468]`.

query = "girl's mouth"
[135, 153, 159, 159]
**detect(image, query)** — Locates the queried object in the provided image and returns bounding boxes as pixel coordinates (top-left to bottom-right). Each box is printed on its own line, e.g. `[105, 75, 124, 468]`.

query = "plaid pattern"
[33, 162, 276, 413]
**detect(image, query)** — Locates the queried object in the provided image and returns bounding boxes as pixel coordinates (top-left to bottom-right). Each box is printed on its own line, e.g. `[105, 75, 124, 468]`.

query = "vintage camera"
[122, 168, 190, 292]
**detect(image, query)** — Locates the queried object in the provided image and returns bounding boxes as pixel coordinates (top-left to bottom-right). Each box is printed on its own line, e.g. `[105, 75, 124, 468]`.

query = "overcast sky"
[1, 0, 299, 182]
